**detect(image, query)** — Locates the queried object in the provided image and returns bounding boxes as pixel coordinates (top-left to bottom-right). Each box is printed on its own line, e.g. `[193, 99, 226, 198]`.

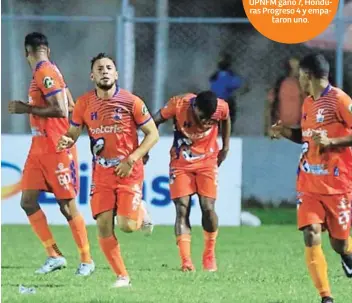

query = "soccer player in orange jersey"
[57, 53, 159, 288]
[271, 54, 352, 303]
[146, 91, 231, 272]
[7, 32, 95, 276]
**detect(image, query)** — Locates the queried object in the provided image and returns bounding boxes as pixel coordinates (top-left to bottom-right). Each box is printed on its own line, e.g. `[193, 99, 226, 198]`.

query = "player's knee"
[303, 224, 321, 246]
[58, 199, 77, 221]
[201, 209, 216, 220]
[20, 195, 39, 215]
[96, 215, 114, 238]
[117, 216, 138, 233]
[330, 238, 348, 255]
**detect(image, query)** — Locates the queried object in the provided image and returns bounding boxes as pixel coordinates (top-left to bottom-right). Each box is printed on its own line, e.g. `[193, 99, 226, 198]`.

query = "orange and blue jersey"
[160, 93, 229, 169]
[71, 87, 151, 184]
[297, 84, 352, 194]
[28, 60, 69, 154]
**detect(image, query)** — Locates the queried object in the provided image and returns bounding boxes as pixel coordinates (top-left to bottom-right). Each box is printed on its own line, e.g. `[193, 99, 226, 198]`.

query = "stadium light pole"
[335, 0, 345, 89]
[153, 0, 169, 133]
[8, 0, 28, 133]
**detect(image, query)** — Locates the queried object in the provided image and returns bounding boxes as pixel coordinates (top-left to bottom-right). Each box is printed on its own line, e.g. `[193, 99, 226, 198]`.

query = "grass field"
[2, 223, 351, 303]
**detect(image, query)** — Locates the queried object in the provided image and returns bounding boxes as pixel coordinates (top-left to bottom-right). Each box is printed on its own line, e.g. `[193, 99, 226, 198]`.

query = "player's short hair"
[195, 91, 218, 119]
[24, 32, 49, 52]
[91, 53, 116, 70]
[299, 53, 330, 79]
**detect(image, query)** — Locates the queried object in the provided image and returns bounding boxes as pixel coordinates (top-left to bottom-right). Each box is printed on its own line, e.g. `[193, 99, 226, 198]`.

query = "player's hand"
[115, 159, 134, 178]
[217, 148, 229, 167]
[142, 153, 150, 165]
[57, 135, 75, 151]
[8, 101, 30, 114]
[270, 120, 284, 140]
[312, 131, 332, 149]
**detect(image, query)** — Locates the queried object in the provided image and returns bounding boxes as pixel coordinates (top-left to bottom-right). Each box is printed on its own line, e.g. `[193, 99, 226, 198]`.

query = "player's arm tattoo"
[282, 127, 302, 144]
[29, 91, 68, 118]
[220, 116, 231, 150]
[152, 110, 167, 128]
[129, 119, 159, 163]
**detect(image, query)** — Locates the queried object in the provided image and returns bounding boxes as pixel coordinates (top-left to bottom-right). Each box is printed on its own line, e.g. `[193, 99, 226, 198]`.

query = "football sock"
[305, 245, 331, 298]
[99, 235, 128, 277]
[28, 209, 63, 257]
[68, 214, 91, 263]
[177, 234, 192, 263]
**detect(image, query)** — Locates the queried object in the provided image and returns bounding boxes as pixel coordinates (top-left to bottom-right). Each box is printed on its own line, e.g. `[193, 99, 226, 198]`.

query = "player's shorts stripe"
[138, 116, 152, 127]
[70, 120, 81, 127]
[44, 89, 62, 98]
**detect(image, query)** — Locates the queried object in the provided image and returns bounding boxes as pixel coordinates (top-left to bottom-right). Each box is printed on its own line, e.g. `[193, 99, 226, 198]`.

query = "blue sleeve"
[228, 75, 242, 90]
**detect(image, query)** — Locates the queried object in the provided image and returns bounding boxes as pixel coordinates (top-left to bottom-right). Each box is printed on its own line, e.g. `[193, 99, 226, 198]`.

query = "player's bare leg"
[329, 237, 352, 278]
[303, 224, 333, 303]
[116, 200, 153, 236]
[96, 210, 130, 288]
[199, 196, 218, 272]
[173, 196, 194, 272]
[21, 190, 66, 274]
[58, 198, 95, 276]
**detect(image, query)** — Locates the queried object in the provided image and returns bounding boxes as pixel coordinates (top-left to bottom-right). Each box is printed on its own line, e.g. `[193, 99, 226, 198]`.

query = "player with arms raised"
[8, 32, 94, 276]
[57, 53, 159, 287]
[146, 91, 230, 272]
[271, 54, 352, 303]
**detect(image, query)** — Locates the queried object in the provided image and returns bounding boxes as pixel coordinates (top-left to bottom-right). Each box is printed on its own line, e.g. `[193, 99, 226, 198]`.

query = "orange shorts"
[21, 149, 78, 200]
[169, 164, 218, 200]
[90, 182, 143, 220]
[297, 192, 352, 240]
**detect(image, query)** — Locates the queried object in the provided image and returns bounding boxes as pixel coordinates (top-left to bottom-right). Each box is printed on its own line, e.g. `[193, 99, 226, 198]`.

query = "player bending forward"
[8, 32, 94, 276]
[58, 53, 158, 287]
[145, 91, 231, 272]
[271, 53, 352, 303]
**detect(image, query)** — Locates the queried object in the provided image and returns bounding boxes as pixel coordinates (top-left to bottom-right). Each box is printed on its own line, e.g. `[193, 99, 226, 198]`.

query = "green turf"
[1, 225, 351, 303]
[243, 208, 297, 225]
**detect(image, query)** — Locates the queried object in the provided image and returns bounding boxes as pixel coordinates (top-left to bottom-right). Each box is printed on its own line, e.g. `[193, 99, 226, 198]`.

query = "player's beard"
[97, 81, 115, 91]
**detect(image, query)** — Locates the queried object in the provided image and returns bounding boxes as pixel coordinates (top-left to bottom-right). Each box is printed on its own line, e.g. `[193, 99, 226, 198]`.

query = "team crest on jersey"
[43, 76, 54, 89]
[142, 104, 149, 116]
[349, 104, 352, 113]
[113, 107, 123, 120]
[316, 109, 325, 123]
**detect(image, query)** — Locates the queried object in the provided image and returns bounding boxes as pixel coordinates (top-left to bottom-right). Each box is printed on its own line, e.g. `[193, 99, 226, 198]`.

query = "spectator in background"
[265, 57, 304, 135]
[209, 52, 249, 133]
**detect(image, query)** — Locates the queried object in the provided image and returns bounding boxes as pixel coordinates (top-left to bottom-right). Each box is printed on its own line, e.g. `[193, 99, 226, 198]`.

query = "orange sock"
[305, 245, 331, 298]
[203, 230, 218, 256]
[99, 235, 128, 277]
[28, 209, 62, 257]
[68, 214, 91, 263]
[176, 234, 191, 262]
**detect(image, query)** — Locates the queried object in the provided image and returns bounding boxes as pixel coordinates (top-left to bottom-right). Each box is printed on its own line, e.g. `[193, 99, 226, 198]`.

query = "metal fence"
[1, 0, 350, 135]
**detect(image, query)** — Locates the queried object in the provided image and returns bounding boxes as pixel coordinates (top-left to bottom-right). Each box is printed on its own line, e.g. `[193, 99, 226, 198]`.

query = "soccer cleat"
[341, 254, 352, 278]
[140, 200, 154, 236]
[203, 254, 217, 272]
[112, 276, 131, 288]
[181, 259, 195, 272]
[321, 296, 334, 303]
[35, 256, 67, 274]
[75, 260, 95, 276]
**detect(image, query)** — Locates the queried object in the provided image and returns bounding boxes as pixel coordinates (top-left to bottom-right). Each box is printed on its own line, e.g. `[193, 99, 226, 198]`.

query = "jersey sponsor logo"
[301, 160, 329, 175]
[89, 124, 122, 135]
[43, 76, 54, 89]
[316, 109, 325, 123]
[302, 128, 327, 138]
